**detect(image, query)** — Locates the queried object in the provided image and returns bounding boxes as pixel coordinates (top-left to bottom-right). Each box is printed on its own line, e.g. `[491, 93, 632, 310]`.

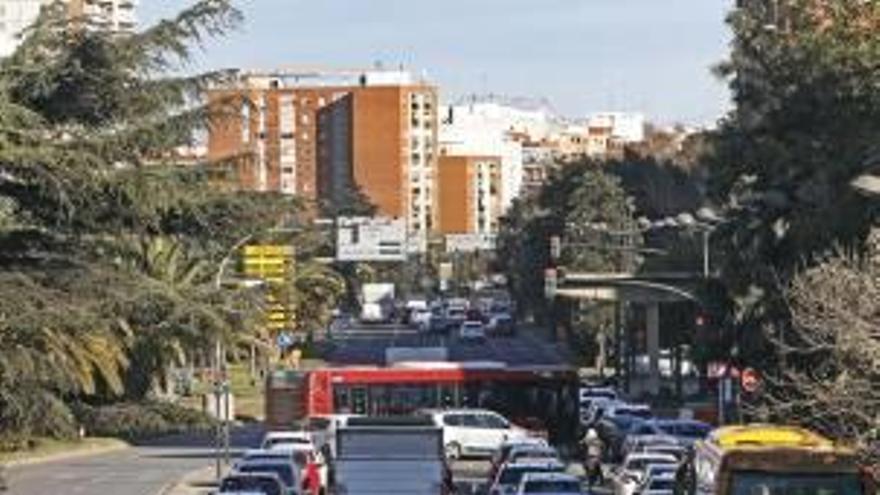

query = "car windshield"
[524, 480, 582, 493]
[627, 458, 676, 472]
[648, 478, 676, 491]
[236, 463, 295, 487]
[730, 472, 862, 495]
[219, 477, 283, 495]
[499, 465, 563, 485]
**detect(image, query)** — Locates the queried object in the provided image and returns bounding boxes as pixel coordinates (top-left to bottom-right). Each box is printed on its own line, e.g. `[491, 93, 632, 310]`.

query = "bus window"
[440, 384, 456, 408]
[333, 386, 351, 414]
[351, 386, 368, 415]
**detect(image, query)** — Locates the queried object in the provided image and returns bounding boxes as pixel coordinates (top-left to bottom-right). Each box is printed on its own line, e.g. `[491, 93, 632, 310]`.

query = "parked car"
[234, 459, 301, 495]
[489, 458, 566, 495]
[459, 320, 486, 341]
[261, 430, 315, 451]
[611, 453, 678, 495]
[419, 409, 531, 459]
[217, 472, 286, 495]
[516, 472, 584, 495]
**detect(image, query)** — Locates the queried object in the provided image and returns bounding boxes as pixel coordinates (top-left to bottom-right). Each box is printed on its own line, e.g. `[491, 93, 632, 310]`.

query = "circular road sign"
[741, 367, 761, 393]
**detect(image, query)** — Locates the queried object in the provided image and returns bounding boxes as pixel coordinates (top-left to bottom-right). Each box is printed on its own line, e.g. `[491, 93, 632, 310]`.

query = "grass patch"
[178, 364, 265, 421]
[0, 437, 127, 464]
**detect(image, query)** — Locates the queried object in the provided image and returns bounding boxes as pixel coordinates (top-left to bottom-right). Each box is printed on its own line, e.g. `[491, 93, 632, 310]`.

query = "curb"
[3, 439, 130, 469]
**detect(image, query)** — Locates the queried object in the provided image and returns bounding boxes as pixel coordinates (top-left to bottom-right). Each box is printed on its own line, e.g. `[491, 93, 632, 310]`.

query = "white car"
[612, 453, 678, 495]
[261, 430, 315, 451]
[459, 320, 486, 341]
[490, 458, 566, 495]
[516, 472, 584, 495]
[420, 409, 531, 459]
[635, 471, 677, 495]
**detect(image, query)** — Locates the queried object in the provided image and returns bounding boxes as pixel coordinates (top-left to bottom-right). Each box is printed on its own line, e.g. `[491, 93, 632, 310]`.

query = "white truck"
[333, 417, 451, 495]
[360, 283, 395, 324]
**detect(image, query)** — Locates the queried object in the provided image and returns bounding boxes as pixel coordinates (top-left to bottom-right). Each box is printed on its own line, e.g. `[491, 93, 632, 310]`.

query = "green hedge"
[72, 401, 218, 441]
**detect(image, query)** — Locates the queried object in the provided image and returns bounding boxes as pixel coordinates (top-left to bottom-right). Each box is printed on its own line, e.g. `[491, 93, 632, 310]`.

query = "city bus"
[266, 362, 578, 438]
[676, 424, 876, 495]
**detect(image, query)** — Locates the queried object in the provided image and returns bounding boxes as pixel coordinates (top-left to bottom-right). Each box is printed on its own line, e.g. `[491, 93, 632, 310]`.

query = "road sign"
[336, 216, 407, 261]
[276, 332, 294, 350]
[741, 367, 760, 393]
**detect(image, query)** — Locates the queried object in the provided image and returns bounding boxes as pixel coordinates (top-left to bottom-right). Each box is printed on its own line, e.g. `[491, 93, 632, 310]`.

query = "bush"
[0, 388, 78, 451]
[72, 401, 217, 441]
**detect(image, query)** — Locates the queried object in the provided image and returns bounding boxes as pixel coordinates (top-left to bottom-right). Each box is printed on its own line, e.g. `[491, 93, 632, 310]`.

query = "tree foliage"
[0, 0, 296, 443]
[708, 0, 880, 335]
[750, 230, 880, 467]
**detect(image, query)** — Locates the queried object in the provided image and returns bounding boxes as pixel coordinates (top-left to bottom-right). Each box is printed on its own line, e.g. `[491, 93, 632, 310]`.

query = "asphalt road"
[324, 323, 573, 367]
[7, 425, 264, 495]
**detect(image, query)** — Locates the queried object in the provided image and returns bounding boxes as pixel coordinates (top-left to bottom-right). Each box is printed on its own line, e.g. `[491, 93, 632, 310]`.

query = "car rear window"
[237, 463, 295, 487]
[524, 480, 582, 493]
[220, 477, 282, 495]
[499, 465, 563, 485]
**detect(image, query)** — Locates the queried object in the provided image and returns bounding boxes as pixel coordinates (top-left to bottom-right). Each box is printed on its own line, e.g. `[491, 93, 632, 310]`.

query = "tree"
[708, 0, 880, 345]
[749, 230, 880, 467]
[0, 0, 297, 442]
[497, 163, 638, 365]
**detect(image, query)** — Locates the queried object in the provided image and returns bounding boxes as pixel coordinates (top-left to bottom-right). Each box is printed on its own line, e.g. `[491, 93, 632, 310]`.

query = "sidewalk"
[162, 465, 225, 495]
[2, 437, 129, 468]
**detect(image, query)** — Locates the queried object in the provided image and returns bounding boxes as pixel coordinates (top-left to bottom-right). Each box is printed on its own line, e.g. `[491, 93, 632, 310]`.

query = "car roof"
[237, 459, 296, 468]
[502, 437, 549, 448]
[264, 430, 310, 439]
[521, 472, 580, 482]
[223, 472, 283, 481]
[624, 453, 679, 463]
[505, 458, 565, 469]
[244, 449, 291, 457]
[424, 408, 499, 415]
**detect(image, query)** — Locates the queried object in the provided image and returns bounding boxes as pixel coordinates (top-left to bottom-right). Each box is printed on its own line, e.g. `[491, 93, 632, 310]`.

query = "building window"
[281, 132, 294, 140]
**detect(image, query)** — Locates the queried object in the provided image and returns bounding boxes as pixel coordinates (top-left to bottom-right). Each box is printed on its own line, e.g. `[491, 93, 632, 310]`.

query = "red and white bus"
[266, 361, 578, 435]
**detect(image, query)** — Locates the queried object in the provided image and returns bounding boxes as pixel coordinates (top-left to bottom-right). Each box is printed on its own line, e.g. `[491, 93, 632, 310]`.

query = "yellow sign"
[242, 244, 297, 332]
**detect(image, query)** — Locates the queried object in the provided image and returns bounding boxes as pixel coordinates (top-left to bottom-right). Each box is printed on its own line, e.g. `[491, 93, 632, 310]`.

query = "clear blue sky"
[141, 0, 733, 125]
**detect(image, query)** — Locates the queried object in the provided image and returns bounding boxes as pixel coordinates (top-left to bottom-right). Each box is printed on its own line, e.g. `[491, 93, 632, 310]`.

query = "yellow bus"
[676, 424, 876, 495]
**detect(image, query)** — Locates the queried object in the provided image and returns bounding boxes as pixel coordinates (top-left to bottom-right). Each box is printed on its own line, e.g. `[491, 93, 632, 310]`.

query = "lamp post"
[212, 233, 255, 480]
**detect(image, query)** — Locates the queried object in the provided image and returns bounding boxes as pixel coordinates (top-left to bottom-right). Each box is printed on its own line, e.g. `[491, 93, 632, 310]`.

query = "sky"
[140, 0, 733, 126]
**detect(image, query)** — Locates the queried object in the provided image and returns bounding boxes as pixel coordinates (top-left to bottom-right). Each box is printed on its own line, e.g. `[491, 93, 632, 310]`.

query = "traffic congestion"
[218, 294, 876, 495]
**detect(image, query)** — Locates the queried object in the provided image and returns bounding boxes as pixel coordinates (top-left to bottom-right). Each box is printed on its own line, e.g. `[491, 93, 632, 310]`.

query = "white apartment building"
[0, 0, 136, 58]
[587, 112, 646, 143]
[440, 102, 534, 214]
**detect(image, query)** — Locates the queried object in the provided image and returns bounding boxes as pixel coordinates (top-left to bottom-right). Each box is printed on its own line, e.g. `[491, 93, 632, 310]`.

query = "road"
[324, 323, 573, 367]
[7, 425, 263, 495]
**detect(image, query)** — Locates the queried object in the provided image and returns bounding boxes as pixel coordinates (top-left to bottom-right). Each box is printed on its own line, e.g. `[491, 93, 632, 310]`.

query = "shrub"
[72, 401, 217, 441]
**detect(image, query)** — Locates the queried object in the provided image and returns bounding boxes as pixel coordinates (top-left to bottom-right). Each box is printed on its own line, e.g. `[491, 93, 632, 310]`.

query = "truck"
[360, 283, 395, 324]
[677, 424, 876, 495]
[333, 416, 452, 495]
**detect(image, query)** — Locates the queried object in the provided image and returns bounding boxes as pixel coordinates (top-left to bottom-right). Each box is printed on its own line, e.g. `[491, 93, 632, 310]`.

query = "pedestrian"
[580, 427, 604, 488]
[303, 453, 321, 495]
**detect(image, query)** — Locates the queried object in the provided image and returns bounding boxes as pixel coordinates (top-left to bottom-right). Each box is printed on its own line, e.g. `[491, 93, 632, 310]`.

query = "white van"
[419, 409, 530, 459]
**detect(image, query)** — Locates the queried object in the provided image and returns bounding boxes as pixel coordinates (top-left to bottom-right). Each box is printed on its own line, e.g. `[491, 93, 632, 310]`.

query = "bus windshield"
[730, 471, 862, 495]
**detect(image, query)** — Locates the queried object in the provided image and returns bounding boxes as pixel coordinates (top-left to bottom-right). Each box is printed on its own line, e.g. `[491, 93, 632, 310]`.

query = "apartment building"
[0, 0, 136, 57]
[436, 154, 502, 236]
[207, 69, 439, 241]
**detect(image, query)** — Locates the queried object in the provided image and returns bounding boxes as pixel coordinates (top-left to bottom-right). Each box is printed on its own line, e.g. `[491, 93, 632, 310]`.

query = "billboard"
[336, 216, 407, 262]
